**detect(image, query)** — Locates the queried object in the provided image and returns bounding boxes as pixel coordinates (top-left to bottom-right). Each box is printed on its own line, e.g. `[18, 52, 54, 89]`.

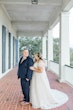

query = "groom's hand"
[26, 78, 29, 81]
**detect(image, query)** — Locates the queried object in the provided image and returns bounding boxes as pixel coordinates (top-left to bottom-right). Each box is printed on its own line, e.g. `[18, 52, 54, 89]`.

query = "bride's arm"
[30, 66, 43, 73]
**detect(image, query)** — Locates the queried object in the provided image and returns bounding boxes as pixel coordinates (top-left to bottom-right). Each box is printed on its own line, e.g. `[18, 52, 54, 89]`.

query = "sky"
[53, 7, 73, 48]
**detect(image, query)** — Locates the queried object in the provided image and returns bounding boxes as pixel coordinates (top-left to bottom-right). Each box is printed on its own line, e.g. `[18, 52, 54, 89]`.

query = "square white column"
[42, 35, 47, 67]
[16, 38, 19, 64]
[59, 12, 70, 82]
[14, 38, 16, 66]
[47, 30, 53, 70]
[11, 35, 13, 68]
[42, 36, 47, 60]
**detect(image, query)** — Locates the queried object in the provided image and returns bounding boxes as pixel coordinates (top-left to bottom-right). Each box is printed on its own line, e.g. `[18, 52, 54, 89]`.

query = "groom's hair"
[22, 47, 29, 51]
[24, 48, 29, 51]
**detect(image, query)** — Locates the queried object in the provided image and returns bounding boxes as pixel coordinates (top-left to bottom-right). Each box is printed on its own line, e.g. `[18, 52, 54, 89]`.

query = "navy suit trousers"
[20, 78, 30, 102]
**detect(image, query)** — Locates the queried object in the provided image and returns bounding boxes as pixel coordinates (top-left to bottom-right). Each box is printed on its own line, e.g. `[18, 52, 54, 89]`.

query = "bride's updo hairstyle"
[37, 53, 43, 60]
[34, 53, 43, 62]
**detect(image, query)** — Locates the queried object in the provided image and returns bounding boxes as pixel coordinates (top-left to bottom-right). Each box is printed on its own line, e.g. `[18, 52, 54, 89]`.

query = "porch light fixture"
[31, 0, 38, 4]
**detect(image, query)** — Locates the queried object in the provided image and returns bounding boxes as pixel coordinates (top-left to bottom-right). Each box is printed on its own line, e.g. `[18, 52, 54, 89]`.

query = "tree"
[53, 38, 59, 63]
[19, 36, 42, 57]
[70, 48, 73, 66]
[19, 37, 73, 66]
[53, 38, 73, 66]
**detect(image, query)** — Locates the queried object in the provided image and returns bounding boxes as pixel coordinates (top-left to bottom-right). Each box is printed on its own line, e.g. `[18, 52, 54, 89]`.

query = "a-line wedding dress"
[30, 61, 68, 109]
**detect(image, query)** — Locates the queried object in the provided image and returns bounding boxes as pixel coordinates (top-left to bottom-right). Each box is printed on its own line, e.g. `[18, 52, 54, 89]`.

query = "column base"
[57, 78, 65, 83]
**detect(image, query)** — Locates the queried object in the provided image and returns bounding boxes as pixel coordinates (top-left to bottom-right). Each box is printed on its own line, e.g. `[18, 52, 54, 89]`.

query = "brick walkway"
[0, 67, 73, 110]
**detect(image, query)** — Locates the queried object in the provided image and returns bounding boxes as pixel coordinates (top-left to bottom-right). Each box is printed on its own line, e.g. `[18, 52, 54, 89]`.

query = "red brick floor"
[0, 67, 73, 110]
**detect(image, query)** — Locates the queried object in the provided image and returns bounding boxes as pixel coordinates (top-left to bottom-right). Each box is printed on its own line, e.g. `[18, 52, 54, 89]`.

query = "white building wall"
[49, 61, 73, 86]
[0, 6, 17, 77]
[50, 61, 59, 76]
[64, 66, 73, 85]
[0, 21, 2, 76]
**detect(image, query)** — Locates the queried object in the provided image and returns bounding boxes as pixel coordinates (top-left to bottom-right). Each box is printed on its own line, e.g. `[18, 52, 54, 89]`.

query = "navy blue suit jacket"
[17, 56, 34, 80]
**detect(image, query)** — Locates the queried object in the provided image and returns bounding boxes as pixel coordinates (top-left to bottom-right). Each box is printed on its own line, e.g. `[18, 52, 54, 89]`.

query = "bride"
[30, 53, 68, 109]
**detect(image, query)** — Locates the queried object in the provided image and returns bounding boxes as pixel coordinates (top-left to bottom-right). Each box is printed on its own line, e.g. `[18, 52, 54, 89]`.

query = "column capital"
[59, 11, 70, 19]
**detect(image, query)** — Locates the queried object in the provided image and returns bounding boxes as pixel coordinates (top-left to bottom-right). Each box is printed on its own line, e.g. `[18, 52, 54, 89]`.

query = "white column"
[11, 35, 13, 68]
[14, 38, 16, 66]
[16, 38, 19, 64]
[42, 35, 47, 67]
[42, 36, 47, 60]
[18, 39, 20, 62]
[47, 30, 53, 70]
[59, 12, 70, 82]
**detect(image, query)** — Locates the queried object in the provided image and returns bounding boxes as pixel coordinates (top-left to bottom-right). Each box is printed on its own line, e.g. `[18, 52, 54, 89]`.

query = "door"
[2, 25, 6, 73]
[8, 32, 11, 69]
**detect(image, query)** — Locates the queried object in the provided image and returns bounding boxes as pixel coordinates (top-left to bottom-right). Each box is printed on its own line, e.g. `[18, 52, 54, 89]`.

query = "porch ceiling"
[0, 0, 70, 36]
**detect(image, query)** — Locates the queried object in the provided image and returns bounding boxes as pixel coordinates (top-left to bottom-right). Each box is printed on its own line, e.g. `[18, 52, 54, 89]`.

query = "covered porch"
[0, 0, 73, 86]
[0, 0, 73, 109]
[0, 67, 73, 110]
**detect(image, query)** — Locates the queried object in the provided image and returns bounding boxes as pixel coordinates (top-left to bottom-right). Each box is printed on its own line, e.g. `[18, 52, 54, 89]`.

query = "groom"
[17, 48, 34, 105]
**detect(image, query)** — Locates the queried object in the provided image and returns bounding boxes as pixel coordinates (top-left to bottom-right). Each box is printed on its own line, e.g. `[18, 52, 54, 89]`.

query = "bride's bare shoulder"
[39, 60, 44, 65]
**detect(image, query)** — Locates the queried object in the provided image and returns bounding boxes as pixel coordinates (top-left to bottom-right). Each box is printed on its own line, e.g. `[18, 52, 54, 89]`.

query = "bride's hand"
[30, 66, 35, 70]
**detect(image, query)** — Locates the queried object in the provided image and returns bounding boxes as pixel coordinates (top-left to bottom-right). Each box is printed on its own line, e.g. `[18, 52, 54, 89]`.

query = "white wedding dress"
[30, 61, 68, 109]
